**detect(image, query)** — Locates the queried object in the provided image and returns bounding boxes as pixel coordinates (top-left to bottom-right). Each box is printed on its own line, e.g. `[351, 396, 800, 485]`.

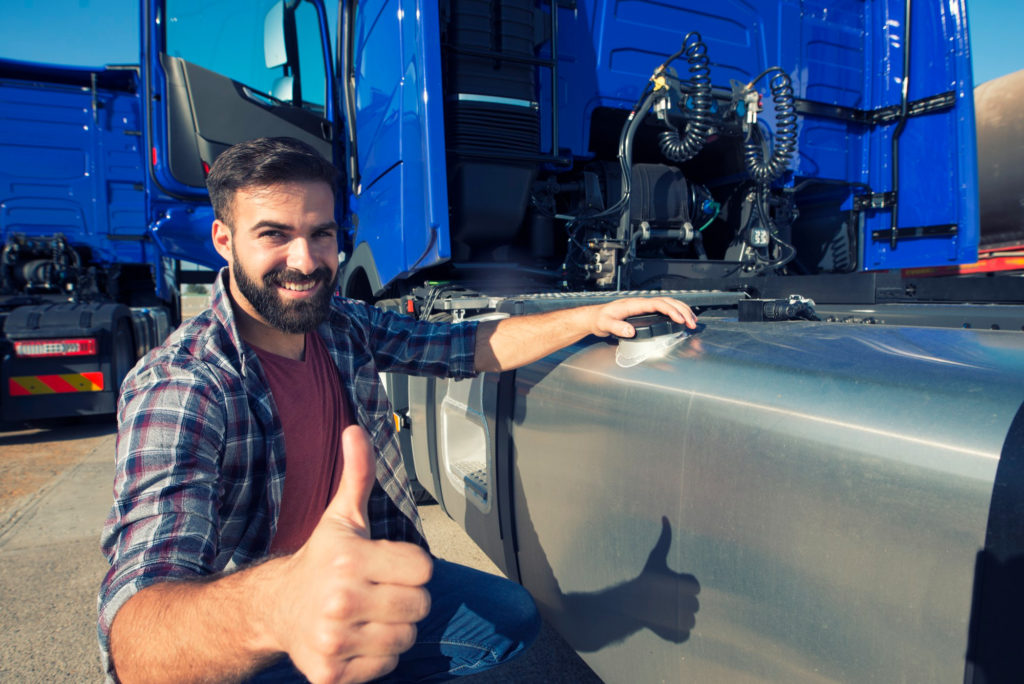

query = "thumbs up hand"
[322, 423, 377, 535]
[268, 425, 433, 684]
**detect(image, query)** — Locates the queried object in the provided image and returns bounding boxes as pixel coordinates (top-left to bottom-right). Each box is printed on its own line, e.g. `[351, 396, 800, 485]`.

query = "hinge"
[872, 92, 957, 125]
[794, 91, 956, 127]
[870, 224, 958, 242]
[853, 192, 896, 211]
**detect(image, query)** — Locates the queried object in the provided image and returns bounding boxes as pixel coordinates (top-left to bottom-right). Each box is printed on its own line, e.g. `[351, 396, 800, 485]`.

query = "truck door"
[143, 0, 339, 266]
[854, 0, 979, 271]
[340, 0, 451, 295]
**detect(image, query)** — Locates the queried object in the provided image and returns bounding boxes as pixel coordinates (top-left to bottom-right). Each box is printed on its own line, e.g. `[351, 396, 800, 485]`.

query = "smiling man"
[99, 137, 696, 683]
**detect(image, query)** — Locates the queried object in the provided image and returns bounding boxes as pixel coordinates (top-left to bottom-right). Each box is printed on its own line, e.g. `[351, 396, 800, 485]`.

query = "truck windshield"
[165, 0, 327, 113]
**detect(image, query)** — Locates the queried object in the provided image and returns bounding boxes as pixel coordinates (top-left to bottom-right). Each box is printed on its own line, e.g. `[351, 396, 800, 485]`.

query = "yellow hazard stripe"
[8, 372, 104, 396]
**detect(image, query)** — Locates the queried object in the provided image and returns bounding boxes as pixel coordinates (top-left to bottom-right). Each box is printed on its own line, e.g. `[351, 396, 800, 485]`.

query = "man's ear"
[212, 220, 232, 263]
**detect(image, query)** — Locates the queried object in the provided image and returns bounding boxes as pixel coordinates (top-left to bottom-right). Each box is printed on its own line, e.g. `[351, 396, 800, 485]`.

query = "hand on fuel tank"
[590, 297, 697, 338]
[269, 424, 432, 684]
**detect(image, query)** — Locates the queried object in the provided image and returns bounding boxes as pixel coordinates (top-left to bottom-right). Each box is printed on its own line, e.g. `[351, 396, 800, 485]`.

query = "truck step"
[452, 461, 489, 501]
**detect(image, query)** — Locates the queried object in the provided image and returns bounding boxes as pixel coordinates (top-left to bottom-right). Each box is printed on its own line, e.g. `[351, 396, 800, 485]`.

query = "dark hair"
[205, 137, 339, 225]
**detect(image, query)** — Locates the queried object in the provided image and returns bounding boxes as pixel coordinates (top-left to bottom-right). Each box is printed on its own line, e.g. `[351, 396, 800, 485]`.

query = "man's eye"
[260, 231, 284, 240]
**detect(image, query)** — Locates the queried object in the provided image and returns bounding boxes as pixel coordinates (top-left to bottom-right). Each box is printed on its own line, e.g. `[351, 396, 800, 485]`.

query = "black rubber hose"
[614, 87, 661, 241]
[658, 32, 714, 163]
[744, 67, 798, 183]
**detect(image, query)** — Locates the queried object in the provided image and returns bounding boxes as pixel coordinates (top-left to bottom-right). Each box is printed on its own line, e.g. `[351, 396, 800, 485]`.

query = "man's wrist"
[240, 555, 291, 657]
[583, 304, 605, 337]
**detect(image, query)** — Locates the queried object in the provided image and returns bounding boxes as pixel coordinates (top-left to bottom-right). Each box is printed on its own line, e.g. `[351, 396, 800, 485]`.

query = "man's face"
[213, 181, 339, 335]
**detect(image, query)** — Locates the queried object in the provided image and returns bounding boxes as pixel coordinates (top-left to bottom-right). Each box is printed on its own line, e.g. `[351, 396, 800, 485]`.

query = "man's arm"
[109, 426, 432, 684]
[474, 296, 697, 373]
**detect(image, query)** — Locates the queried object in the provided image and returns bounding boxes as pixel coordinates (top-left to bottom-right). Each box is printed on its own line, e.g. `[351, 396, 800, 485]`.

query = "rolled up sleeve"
[343, 300, 479, 380]
[98, 360, 227, 676]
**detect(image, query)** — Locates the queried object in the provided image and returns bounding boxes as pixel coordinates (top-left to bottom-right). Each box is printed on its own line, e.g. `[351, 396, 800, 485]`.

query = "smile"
[278, 280, 318, 292]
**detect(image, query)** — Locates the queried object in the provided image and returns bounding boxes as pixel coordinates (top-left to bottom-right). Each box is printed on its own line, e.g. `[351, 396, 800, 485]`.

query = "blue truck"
[0, 59, 189, 422]
[40, 0, 1024, 679]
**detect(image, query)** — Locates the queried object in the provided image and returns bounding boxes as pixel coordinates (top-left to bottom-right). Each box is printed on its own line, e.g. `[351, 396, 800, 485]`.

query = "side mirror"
[263, 0, 287, 68]
[272, 75, 295, 103]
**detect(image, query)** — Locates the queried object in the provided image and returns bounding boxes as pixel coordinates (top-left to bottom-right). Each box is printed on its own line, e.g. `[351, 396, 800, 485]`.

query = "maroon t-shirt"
[252, 332, 351, 554]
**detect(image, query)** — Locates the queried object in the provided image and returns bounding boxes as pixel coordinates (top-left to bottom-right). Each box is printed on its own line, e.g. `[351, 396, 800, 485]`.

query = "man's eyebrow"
[248, 220, 292, 233]
[248, 220, 339, 233]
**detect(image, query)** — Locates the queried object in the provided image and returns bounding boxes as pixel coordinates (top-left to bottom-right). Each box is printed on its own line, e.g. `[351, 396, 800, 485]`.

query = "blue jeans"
[248, 558, 540, 682]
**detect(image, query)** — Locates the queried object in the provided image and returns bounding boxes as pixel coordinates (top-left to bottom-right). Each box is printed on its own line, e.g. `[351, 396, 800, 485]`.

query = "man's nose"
[287, 237, 316, 274]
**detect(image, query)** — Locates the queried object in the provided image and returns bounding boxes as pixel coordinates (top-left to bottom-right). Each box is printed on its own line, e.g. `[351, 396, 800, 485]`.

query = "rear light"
[14, 338, 98, 358]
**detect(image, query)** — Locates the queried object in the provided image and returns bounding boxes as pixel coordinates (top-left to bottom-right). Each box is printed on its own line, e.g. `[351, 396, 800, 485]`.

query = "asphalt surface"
[0, 417, 600, 682]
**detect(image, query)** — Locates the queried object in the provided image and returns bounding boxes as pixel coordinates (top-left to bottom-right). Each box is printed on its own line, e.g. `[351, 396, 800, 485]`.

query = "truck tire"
[111, 318, 135, 397]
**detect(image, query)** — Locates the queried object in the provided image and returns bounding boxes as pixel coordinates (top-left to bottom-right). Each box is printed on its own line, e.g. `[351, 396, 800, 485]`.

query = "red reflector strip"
[904, 255, 1024, 278]
[8, 372, 104, 396]
[14, 338, 97, 358]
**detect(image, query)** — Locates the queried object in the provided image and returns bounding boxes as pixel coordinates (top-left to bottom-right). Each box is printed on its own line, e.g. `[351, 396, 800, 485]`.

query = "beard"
[232, 253, 338, 334]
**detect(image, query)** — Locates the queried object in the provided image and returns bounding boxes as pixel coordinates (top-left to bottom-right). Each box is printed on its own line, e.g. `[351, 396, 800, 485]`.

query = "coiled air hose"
[743, 67, 798, 184]
[658, 32, 714, 163]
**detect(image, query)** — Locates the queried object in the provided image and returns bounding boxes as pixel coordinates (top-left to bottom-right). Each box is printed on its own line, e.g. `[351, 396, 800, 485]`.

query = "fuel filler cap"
[614, 313, 701, 368]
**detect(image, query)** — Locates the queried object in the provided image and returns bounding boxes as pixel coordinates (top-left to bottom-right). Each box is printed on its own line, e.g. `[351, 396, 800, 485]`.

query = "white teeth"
[280, 281, 316, 292]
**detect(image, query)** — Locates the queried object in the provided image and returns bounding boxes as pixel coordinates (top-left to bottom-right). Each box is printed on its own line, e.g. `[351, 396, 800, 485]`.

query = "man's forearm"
[474, 306, 595, 373]
[473, 297, 697, 373]
[109, 558, 284, 683]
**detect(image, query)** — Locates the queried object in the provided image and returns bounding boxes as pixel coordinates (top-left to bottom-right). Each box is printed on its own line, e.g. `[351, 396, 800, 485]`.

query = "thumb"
[615, 321, 636, 338]
[597, 312, 635, 338]
[324, 424, 377, 536]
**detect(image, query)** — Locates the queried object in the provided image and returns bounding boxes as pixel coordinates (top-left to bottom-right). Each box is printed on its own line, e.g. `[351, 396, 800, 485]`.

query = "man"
[99, 137, 697, 683]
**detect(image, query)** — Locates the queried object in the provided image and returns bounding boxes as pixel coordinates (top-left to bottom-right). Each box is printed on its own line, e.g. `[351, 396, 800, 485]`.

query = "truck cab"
[147, 0, 982, 301]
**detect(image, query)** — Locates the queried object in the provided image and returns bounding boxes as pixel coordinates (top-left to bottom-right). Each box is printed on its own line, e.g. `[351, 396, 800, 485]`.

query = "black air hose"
[613, 87, 661, 241]
[658, 32, 714, 163]
[743, 67, 798, 183]
[0, 240, 15, 292]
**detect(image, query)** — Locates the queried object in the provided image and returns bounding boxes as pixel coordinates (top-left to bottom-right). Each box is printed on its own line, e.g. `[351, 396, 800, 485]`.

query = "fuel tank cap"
[619, 313, 690, 339]
[614, 314, 701, 368]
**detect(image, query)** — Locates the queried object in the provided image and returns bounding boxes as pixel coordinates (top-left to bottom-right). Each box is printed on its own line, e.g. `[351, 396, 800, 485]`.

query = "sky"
[0, 0, 1019, 85]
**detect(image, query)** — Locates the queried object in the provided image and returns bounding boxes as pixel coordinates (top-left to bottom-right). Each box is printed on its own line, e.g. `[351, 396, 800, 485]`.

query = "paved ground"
[0, 417, 599, 682]
[0, 417, 116, 682]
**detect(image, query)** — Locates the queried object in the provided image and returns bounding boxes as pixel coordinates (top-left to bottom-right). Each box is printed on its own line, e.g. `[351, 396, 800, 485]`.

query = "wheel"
[111, 318, 136, 395]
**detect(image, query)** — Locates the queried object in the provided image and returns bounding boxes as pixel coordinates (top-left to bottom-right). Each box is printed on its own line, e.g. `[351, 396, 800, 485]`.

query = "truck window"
[165, 0, 327, 113]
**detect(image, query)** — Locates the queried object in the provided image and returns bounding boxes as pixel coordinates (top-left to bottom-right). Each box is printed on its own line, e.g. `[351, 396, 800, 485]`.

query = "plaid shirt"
[98, 269, 477, 675]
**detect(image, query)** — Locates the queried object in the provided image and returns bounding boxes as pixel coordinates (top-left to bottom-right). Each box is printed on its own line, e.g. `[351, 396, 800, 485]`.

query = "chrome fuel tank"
[505, 321, 1024, 682]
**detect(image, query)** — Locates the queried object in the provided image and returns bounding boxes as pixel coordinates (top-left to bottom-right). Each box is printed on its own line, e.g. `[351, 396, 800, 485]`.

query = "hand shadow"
[517, 493, 700, 653]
